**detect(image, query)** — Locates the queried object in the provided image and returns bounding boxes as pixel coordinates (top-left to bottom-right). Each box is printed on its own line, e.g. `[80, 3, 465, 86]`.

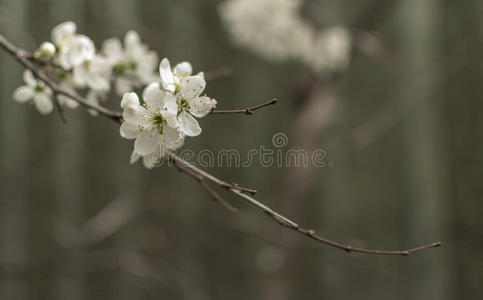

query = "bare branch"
[171, 153, 442, 256]
[173, 158, 238, 213]
[52, 90, 67, 123]
[0, 34, 442, 256]
[200, 181, 238, 214]
[210, 98, 278, 115]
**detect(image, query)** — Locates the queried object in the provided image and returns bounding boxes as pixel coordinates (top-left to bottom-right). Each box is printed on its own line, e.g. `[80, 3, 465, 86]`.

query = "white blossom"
[159, 58, 217, 137]
[129, 143, 173, 169]
[219, 0, 353, 73]
[219, 0, 313, 62]
[57, 76, 79, 109]
[309, 27, 353, 73]
[51, 21, 95, 70]
[13, 70, 53, 115]
[120, 88, 184, 156]
[72, 55, 111, 92]
[102, 31, 158, 95]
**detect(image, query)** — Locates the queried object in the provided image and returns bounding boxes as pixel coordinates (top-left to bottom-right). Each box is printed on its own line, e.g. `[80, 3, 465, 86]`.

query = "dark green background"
[1, 0, 482, 299]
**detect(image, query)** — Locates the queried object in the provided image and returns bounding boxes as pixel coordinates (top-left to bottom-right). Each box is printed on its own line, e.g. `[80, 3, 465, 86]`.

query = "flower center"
[177, 99, 190, 115]
[82, 60, 91, 68]
[34, 83, 44, 92]
[152, 114, 166, 135]
[114, 60, 138, 75]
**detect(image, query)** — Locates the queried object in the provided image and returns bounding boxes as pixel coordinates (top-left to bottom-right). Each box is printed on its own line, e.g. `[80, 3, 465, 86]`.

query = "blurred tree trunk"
[398, 0, 449, 298]
[443, 0, 483, 298]
[0, 0, 28, 299]
[261, 79, 336, 300]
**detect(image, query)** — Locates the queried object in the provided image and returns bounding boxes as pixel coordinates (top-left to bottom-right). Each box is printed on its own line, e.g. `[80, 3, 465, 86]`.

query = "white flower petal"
[159, 58, 175, 92]
[122, 105, 152, 129]
[13, 86, 34, 103]
[34, 93, 53, 115]
[72, 65, 88, 87]
[142, 156, 156, 169]
[67, 35, 95, 67]
[141, 82, 159, 102]
[134, 130, 161, 155]
[161, 109, 178, 128]
[115, 77, 133, 96]
[164, 92, 178, 115]
[179, 75, 206, 100]
[124, 30, 141, 55]
[120, 92, 140, 109]
[142, 146, 165, 169]
[143, 84, 165, 111]
[58, 95, 79, 109]
[120, 121, 139, 139]
[174, 62, 193, 77]
[178, 111, 201, 137]
[23, 70, 36, 87]
[189, 96, 217, 118]
[163, 125, 183, 148]
[102, 38, 123, 63]
[52, 21, 76, 45]
[130, 151, 141, 164]
[86, 74, 110, 92]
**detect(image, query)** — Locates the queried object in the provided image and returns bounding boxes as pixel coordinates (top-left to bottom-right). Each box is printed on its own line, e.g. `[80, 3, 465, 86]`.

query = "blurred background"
[1, 0, 482, 299]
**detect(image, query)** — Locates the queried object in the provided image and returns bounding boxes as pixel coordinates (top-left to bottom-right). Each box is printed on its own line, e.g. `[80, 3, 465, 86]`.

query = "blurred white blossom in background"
[219, 0, 352, 73]
[102, 31, 159, 95]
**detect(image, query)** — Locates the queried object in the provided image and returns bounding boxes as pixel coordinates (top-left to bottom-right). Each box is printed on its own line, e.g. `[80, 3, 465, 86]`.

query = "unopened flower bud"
[34, 42, 56, 59]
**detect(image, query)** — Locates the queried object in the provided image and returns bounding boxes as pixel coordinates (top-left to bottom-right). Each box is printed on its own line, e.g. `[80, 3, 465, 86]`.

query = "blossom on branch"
[51, 21, 95, 70]
[120, 88, 183, 157]
[159, 58, 217, 137]
[102, 31, 158, 95]
[13, 70, 54, 114]
[72, 55, 112, 92]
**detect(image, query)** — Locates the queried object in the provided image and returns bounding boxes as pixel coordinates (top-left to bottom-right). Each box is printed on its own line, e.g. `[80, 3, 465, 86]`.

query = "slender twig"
[172, 154, 442, 256]
[200, 181, 238, 214]
[0, 34, 442, 256]
[52, 91, 67, 123]
[210, 98, 278, 115]
[173, 158, 238, 213]
[0, 34, 123, 123]
[170, 154, 257, 195]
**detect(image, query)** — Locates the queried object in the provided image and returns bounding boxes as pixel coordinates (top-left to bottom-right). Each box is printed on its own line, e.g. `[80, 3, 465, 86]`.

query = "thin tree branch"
[171, 154, 442, 256]
[200, 181, 238, 214]
[173, 158, 238, 213]
[0, 34, 123, 123]
[209, 98, 278, 115]
[0, 34, 442, 256]
[52, 90, 67, 123]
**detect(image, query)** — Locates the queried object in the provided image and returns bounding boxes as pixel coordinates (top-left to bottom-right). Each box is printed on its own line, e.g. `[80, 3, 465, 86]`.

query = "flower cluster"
[12, 21, 217, 168]
[120, 59, 217, 168]
[13, 21, 158, 115]
[219, 0, 352, 73]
